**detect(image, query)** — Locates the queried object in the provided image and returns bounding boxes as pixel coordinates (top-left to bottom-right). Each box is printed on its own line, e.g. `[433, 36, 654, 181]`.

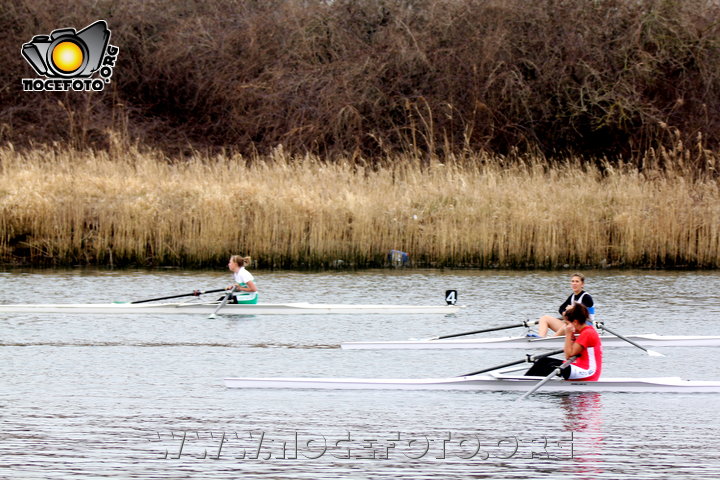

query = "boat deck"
[224, 372, 720, 392]
[341, 334, 720, 349]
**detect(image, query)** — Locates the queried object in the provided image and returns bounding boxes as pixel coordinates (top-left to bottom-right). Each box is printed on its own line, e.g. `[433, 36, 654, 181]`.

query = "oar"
[516, 355, 578, 401]
[599, 323, 665, 357]
[427, 319, 538, 341]
[208, 286, 236, 319]
[459, 349, 564, 377]
[130, 288, 226, 304]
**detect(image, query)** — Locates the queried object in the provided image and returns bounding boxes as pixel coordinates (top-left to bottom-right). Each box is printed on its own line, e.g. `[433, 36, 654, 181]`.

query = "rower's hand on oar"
[516, 355, 578, 401]
[209, 286, 237, 319]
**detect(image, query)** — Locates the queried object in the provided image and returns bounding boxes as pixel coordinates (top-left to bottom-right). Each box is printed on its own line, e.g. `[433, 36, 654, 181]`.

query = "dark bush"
[3, 0, 719, 164]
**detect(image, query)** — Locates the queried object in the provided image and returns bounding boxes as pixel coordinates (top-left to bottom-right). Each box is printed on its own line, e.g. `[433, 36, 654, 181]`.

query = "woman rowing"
[525, 303, 603, 381]
[226, 255, 258, 304]
[536, 273, 595, 337]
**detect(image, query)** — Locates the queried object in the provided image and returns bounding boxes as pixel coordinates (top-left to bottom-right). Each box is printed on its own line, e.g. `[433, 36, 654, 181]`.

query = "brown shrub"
[2, 0, 720, 166]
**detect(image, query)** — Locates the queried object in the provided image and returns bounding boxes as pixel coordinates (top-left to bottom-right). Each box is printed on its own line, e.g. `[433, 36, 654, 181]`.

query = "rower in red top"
[525, 303, 602, 381]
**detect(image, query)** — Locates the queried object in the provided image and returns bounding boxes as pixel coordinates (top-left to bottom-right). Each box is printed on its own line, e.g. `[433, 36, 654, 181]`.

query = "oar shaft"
[131, 288, 226, 304]
[601, 324, 649, 353]
[461, 359, 525, 376]
[461, 348, 564, 377]
[517, 355, 578, 401]
[209, 286, 237, 318]
[435, 320, 537, 340]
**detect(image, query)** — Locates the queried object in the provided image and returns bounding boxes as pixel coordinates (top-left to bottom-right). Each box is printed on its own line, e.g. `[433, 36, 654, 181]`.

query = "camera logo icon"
[21, 20, 119, 92]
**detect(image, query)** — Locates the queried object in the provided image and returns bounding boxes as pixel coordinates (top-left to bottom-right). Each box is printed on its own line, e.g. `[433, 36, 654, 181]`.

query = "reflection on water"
[561, 392, 604, 432]
[560, 393, 605, 478]
[1, 269, 720, 479]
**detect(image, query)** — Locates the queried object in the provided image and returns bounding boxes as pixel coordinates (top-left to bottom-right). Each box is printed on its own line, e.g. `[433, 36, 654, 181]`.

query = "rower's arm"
[558, 297, 571, 316]
[237, 280, 258, 292]
[564, 329, 584, 358]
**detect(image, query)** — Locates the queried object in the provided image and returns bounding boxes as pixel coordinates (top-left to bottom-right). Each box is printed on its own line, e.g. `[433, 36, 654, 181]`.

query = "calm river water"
[1, 269, 719, 479]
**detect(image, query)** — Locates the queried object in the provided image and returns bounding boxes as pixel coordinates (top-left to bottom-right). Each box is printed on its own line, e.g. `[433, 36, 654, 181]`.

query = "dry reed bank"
[2, 0, 720, 162]
[1, 146, 718, 269]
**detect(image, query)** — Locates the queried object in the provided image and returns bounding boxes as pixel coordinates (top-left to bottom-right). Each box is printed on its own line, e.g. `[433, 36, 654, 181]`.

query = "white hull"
[0, 302, 461, 315]
[224, 374, 720, 393]
[341, 334, 720, 350]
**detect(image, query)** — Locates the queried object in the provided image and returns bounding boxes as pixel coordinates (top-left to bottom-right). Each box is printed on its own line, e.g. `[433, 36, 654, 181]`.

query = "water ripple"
[1, 269, 720, 479]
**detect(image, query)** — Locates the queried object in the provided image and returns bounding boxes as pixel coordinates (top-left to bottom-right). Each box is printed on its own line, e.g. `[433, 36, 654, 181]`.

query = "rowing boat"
[223, 372, 720, 393]
[341, 334, 720, 350]
[0, 301, 461, 315]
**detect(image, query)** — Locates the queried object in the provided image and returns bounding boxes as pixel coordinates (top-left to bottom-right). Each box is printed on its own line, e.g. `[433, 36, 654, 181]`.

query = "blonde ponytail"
[230, 255, 252, 267]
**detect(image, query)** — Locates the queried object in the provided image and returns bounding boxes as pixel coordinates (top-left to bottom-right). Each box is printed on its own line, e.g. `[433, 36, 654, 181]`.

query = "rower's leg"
[524, 357, 564, 376]
[538, 315, 564, 337]
[552, 325, 567, 337]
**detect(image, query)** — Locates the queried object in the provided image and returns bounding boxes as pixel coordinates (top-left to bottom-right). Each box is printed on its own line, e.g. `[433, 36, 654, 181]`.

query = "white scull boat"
[341, 334, 720, 350]
[224, 372, 720, 393]
[0, 301, 461, 315]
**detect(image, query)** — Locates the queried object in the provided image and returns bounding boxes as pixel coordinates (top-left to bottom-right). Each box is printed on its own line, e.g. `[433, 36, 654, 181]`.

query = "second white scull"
[341, 334, 720, 350]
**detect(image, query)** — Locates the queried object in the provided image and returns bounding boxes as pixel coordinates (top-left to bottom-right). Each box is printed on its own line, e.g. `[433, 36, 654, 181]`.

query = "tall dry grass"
[1, 145, 718, 268]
